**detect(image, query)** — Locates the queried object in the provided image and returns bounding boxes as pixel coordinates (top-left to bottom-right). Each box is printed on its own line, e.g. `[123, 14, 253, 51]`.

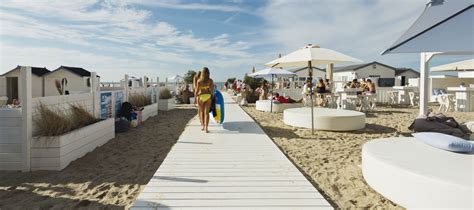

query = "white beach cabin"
[43, 66, 99, 96]
[0, 66, 51, 103]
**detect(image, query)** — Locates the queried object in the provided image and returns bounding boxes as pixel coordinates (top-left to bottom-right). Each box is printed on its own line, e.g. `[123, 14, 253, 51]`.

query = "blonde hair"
[199, 67, 210, 83]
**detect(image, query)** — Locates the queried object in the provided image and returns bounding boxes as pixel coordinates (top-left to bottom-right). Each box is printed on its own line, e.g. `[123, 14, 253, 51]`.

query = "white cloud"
[127, 0, 247, 13]
[259, 0, 428, 68]
[0, 0, 256, 81]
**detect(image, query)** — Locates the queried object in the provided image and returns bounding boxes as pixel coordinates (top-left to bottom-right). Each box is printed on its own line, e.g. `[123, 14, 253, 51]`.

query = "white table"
[336, 88, 363, 110]
[392, 86, 418, 105]
[447, 87, 474, 112]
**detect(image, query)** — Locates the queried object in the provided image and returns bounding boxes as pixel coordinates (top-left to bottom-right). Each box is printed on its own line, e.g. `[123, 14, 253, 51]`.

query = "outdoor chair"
[388, 91, 398, 105]
[408, 91, 419, 107]
[438, 94, 455, 112]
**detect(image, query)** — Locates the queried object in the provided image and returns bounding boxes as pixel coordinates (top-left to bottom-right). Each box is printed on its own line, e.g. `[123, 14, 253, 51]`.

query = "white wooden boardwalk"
[131, 93, 333, 210]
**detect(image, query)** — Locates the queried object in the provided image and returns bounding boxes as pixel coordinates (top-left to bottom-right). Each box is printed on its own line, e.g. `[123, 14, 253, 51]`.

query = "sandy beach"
[242, 104, 474, 209]
[0, 106, 196, 209]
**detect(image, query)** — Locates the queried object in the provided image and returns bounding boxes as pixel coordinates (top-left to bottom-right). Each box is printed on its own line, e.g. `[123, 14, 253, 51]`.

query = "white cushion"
[412, 132, 474, 153]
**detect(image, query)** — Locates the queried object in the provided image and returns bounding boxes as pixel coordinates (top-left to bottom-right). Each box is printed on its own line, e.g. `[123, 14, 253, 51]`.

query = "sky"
[0, 0, 468, 82]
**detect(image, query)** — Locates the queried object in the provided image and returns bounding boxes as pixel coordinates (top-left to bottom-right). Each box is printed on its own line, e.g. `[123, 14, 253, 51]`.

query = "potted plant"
[128, 93, 157, 122]
[158, 88, 175, 111]
[31, 104, 114, 171]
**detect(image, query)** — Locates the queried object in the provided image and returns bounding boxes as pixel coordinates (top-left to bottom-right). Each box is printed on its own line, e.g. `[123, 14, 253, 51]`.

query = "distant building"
[395, 68, 420, 86]
[332, 61, 420, 87]
[43, 66, 99, 96]
[0, 66, 50, 102]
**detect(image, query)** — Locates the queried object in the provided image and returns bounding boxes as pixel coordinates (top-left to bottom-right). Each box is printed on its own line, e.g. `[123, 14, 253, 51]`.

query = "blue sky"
[0, 0, 468, 81]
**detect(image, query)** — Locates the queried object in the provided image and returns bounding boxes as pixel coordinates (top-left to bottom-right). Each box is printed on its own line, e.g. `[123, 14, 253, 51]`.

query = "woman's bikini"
[198, 82, 212, 103]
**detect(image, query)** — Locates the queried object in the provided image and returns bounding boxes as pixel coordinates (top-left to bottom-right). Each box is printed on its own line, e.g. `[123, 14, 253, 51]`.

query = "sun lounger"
[255, 100, 303, 112]
[362, 137, 474, 209]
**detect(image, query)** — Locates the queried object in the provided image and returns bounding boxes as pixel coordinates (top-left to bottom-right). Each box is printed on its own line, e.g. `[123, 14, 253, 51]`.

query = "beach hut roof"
[382, 0, 474, 54]
[332, 61, 397, 73]
[47, 66, 99, 77]
[395, 68, 420, 76]
[1, 65, 50, 77]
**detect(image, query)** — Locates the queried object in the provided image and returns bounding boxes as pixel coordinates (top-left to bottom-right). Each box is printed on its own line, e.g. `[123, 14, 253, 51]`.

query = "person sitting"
[272, 93, 301, 103]
[350, 79, 360, 88]
[364, 79, 376, 94]
[181, 85, 193, 104]
[324, 79, 332, 93]
[316, 79, 326, 94]
[259, 80, 269, 101]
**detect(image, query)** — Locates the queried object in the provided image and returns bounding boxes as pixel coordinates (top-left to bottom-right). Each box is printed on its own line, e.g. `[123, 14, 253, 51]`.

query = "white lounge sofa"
[283, 107, 365, 131]
[362, 137, 474, 209]
[255, 100, 303, 113]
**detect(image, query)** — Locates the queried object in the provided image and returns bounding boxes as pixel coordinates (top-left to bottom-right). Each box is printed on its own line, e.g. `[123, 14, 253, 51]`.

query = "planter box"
[158, 98, 175, 111]
[141, 103, 158, 122]
[31, 118, 115, 171]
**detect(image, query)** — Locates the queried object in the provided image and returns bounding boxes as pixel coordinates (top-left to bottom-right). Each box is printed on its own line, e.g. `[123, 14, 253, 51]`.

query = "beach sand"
[242, 104, 474, 209]
[0, 106, 196, 209]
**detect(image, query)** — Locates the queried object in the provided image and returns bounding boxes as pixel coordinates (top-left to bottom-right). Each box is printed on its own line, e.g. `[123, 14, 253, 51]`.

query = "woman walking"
[193, 71, 202, 125]
[196, 67, 214, 133]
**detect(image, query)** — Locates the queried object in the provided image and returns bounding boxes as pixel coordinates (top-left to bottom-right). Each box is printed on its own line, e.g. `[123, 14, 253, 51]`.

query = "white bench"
[362, 137, 474, 209]
[255, 100, 303, 113]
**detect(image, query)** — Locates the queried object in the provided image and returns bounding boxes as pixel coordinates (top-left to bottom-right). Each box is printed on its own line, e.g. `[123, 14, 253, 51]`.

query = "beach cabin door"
[6, 77, 18, 104]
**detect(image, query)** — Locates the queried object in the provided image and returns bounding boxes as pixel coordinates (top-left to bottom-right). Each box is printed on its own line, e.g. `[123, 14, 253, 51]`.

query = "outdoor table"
[336, 88, 363, 110]
[447, 87, 474, 112]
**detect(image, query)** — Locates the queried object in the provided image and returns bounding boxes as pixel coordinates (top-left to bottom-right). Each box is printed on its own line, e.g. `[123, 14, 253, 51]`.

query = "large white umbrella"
[266, 44, 362, 134]
[431, 59, 474, 71]
[167, 75, 182, 81]
[249, 68, 296, 112]
[382, 0, 474, 115]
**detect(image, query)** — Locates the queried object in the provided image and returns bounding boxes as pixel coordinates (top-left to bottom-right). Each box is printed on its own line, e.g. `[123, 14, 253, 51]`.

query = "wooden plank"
[133, 199, 330, 207]
[0, 153, 22, 162]
[137, 192, 325, 200]
[140, 186, 318, 193]
[148, 176, 309, 182]
[132, 207, 332, 210]
[143, 180, 314, 187]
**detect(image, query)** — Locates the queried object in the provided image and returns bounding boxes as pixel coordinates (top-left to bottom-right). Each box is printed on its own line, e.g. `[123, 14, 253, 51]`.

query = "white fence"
[0, 108, 22, 170]
[0, 68, 161, 171]
[273, 87, 398, 104]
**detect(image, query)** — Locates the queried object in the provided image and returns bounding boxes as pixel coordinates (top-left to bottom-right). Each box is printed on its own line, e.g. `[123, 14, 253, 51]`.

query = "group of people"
[302, 79, 332, 95]
[344, 78, 376, 94]
[193, 67, 214, 133]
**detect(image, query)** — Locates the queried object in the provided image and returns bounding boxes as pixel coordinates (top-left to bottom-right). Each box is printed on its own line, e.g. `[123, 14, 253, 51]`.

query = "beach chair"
[388, 91, 398, 105]
[408, 91, 419, 107]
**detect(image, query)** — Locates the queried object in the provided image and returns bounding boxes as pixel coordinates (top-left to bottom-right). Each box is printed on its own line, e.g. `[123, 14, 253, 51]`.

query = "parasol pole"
[308, 61, 314, 135]
[270, 74, 274, 113]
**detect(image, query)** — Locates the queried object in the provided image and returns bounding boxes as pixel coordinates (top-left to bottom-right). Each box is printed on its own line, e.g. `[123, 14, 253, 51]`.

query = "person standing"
[193, 71, 202, 124]
[196, 67, 214, 133]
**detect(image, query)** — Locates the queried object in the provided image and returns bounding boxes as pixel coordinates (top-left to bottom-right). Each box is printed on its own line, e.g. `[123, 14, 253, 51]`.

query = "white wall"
[0, 109, 22, 170]
[44, 70, 91, 96]
[354, 64, 395, 79]
[0, 77, 6, 97]
[334, 64, 396, 87]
